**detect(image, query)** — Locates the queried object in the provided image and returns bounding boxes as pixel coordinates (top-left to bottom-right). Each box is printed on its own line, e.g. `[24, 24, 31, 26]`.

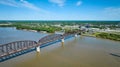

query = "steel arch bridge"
[0, 33, 75, 61]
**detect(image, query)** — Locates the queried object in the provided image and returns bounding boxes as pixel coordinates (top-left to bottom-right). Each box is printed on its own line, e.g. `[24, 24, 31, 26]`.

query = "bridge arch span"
[0, 33, 76, 61]
[0, 40, 37, 58]
[38, 34, 63, 45]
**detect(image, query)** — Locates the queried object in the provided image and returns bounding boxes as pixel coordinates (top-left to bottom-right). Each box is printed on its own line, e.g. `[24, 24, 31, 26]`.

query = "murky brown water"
[0, 27, 120, 67]
[0, 36, 120, 67]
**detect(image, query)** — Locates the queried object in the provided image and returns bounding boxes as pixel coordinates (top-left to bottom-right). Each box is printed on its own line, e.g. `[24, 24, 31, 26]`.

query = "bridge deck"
[0, 33, 74, 60]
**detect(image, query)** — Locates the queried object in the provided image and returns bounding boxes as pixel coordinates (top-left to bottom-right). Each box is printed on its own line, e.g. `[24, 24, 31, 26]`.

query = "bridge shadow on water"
[0, 35, 73, 62]
[110, 53, 120, 58]
[109, 53, 120, 62]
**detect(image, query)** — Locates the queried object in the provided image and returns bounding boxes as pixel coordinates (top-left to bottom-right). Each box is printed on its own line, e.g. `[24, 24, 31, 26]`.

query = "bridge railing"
[0, 33, 76, 59]
[38, 34, 62, 45]
[0, 40, 37, 58]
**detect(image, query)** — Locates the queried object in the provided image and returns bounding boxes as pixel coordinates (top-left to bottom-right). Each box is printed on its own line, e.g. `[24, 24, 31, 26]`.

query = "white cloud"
[0, 0, 45, 12]
[20, 0, 40, 11]
[76, 1, 82, 6]
[49, 0, 66, 7]
[0, 0, 18, 7]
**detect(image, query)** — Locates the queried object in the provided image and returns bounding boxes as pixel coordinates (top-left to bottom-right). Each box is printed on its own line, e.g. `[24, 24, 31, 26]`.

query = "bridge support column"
[61, 38, 64, 47]
[75, 34, 77, 37]
[61, 38, 64, 43]
[36, 46, 40, 52]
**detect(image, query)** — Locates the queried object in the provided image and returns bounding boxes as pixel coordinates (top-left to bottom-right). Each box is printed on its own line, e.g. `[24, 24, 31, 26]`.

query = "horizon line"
[0, 20, 120, 21]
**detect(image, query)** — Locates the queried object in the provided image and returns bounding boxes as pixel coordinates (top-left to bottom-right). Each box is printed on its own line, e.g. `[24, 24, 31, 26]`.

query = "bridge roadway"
[0, 33, 76, 62]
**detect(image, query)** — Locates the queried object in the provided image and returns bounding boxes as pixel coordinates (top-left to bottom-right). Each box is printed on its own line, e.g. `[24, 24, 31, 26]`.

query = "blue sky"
[0, 0, 120, 20]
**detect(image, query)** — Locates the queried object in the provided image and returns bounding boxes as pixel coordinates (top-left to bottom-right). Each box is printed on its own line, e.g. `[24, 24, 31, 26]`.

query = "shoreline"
[1, 27, 120, 42]
[82, 34, 120, 42]
[1, 26, 55, 34]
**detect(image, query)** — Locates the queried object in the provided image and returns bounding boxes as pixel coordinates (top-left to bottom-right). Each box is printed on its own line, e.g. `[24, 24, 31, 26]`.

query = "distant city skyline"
[0, 0, 120, 20]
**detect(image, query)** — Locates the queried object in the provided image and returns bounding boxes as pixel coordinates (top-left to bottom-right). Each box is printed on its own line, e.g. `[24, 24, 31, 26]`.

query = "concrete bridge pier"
[36, 46, 40, 52]
[61, 38, 64, 43]
[75, 34, 78, 37]
[61, 38, 64, 47]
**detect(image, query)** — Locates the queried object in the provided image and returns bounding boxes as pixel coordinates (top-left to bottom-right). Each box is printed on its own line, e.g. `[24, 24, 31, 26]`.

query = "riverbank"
[81, 33, 96, 37]
[95, 32, 120, 41]
[82, 32, 120, 41]
[0, 24, 62, 33]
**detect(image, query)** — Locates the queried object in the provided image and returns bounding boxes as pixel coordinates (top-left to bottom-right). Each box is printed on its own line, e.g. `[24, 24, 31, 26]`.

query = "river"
[0, 27, 120, 67]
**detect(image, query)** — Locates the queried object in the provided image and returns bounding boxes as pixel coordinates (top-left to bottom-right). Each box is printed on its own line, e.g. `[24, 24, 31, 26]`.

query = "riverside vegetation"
[95, 32, 120, 41]
[0, 21, 120, 41]
[0, 22, 62, 33]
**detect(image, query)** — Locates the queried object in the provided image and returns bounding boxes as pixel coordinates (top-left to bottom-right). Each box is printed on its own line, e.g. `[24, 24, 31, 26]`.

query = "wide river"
[0, 27, 120, 67]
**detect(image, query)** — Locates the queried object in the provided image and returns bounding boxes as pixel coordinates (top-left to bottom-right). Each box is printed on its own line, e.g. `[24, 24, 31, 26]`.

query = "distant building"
[53, 24, 61, 27]
[80, 26, 88, 32]
[55, 31, 65, 35]
[63, 25, 79, 30]
[88, 28, 100, 32]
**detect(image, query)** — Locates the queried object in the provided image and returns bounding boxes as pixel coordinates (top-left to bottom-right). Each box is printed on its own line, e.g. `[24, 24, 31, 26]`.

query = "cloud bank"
[0, 0, 40, 11]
